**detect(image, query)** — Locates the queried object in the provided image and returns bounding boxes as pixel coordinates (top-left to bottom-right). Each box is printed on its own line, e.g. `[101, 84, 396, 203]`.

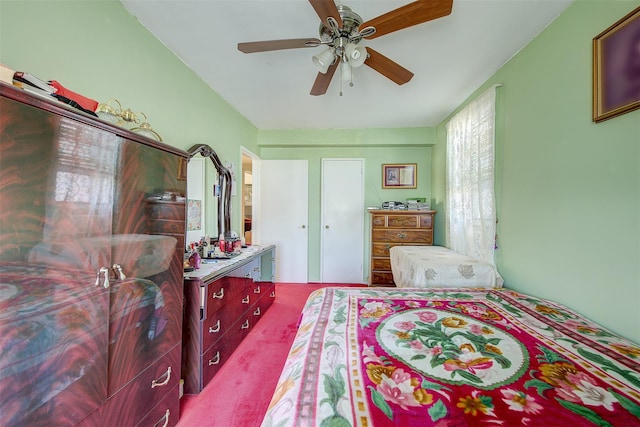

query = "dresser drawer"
[372, 229, 433, 244]
[148, 220, 184, 235]
[103, 344, 181, 426]
[258, 282, 276, 311]
[201, 306, 236, 351]
[136, 383, 180, 427]
[146, 202, 186, 221]
[372, 242, 393, 257]
[386, 214, 432, 228]
[371, 271, 394, 285]
[201, 325, 246, 387]
[204, 277, 233, 318]
[372, 212, 434, 227]
[372, 258, 392, 271]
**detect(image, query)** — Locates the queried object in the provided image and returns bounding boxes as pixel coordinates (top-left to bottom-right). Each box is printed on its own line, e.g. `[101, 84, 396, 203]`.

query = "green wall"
[2, 0, 638, 342]
[432, 0, 640, 342]
[0, 0, 257, 235]
[258, 128, 434, 282]
[0, 1, 435, 276]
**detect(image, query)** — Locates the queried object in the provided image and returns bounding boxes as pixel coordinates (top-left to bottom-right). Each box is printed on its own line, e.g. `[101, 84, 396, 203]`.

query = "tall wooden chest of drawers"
[369, 210, 436, 286]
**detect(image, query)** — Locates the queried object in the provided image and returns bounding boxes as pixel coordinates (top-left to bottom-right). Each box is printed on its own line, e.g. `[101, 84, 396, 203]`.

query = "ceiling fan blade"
[308, 0, 343, 29]
[361, 0, 453, 39]
[310, 61, 339, 96]
[238, 38, 321, 53]
[364, 48, 414, 85]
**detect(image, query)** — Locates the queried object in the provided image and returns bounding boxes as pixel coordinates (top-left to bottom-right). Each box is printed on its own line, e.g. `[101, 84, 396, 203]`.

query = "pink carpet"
[177, 283, 364, 427]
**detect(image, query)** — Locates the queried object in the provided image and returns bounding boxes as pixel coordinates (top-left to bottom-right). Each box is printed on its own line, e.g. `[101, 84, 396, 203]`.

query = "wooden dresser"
[182, 246, 276, 394]
[369, 210, 436, 286]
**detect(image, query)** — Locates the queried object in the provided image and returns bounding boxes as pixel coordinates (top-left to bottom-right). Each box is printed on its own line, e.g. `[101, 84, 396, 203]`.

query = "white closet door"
[258, 160, 308, 283]
[321, 158, 364, 283]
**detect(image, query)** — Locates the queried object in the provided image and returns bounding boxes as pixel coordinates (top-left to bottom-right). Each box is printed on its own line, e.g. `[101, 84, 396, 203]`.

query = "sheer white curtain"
[445, 87, 497, 265]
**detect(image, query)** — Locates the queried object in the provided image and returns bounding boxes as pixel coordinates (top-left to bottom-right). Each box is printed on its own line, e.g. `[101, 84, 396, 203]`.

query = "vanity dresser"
[369, 209, 436, 286]
[0, 83, 187, 426]
[181, 245, 276, 394]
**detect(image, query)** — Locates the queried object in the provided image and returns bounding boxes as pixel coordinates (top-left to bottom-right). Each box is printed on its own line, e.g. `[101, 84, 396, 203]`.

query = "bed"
[390, 246, 504, 288]
[262, 287, 640, 426]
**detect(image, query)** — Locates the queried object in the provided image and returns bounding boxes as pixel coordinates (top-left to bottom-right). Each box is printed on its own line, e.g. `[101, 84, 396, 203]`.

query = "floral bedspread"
[261, 287, 640, 427]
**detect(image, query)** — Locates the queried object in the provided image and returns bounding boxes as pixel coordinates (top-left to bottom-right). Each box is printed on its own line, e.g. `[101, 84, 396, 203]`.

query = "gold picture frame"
[382, 163, 417, 189]
[592, 6, 640, 123]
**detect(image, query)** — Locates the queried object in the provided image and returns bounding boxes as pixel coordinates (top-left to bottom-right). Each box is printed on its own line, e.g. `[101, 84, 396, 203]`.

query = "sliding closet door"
[258, 160, 308, 283]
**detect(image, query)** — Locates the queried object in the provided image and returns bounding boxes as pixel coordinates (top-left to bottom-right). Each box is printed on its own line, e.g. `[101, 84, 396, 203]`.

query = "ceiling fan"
[238, 0, 453, 96]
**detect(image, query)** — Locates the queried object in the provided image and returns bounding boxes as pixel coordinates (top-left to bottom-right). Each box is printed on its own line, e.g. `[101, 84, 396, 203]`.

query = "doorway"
[241, 150, 254, 245]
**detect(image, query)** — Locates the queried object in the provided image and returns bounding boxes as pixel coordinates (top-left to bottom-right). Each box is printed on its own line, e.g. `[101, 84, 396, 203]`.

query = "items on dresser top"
[369, 209, 436, 287]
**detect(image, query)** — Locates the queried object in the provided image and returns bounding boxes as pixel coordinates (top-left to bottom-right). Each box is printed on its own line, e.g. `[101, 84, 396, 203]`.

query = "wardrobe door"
[107, 138, 186, 395]
[0, 93, 112, 426]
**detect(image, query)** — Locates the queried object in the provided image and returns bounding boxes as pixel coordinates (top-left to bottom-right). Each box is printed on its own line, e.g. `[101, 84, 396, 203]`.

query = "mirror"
[187, 144, 232, 243]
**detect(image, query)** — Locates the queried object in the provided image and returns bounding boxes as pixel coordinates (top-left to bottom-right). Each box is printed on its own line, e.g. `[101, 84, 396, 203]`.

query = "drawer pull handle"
[397, 233, 407, 239]
[209, 320, 221, 333]
[242, 295, 249, 304]
[112, 264, 127, 280]
[270, 291, 275, 298]
[241, 319, 249, 329]
[153, 409, 170, 427]
[212, 288, 225, 299]
[253, 307, 261, 316]
[151, 366, 172, 389]
[254, 286, 261, 294]
[209, 351, 220, 365]
[95, 267, 110, 289]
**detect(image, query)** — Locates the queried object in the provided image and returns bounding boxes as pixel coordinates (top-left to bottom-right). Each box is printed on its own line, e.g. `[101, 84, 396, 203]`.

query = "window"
[445, 87, 498, 265]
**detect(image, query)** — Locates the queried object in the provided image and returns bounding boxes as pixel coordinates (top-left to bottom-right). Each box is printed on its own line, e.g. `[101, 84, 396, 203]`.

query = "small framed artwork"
[592, 6, 640, 122]
[187, 199, 202, 231]
[178, 157, 188, 180]
[382, 163, 417, 189]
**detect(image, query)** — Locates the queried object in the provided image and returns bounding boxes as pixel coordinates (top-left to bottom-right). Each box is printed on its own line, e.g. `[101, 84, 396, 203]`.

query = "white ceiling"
[121, 0, 573, 130]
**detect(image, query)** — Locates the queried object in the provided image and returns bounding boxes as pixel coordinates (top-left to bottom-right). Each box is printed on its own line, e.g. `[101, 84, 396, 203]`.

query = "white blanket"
[390, 245, 503, 288]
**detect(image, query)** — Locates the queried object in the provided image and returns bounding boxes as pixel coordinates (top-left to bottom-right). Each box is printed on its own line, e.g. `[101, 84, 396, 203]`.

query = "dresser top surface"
[368, 210, 436, 215]
[183, 245, 274, 283]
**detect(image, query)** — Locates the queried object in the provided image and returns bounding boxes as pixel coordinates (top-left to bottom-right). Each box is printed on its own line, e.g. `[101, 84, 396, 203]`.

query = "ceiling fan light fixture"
[345, 43, 367, 67]
[312, 48, 336, 74]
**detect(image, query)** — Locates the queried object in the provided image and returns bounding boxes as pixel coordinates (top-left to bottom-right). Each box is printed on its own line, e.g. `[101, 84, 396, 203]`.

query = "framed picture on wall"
[592, 6, 640, 122]
[382, 163, 417, 189]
